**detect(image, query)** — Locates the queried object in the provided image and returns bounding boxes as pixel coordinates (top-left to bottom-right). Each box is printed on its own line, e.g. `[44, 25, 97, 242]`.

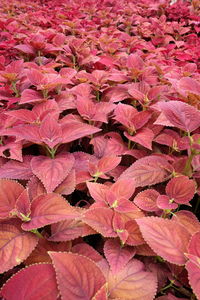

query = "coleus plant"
[0, 0, 200, 299]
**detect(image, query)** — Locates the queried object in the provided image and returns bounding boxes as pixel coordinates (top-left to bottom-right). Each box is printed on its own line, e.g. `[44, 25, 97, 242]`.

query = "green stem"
[128, 139, 132, 150]
[30, 229, 44, 239]
[11, 81, 20, 97]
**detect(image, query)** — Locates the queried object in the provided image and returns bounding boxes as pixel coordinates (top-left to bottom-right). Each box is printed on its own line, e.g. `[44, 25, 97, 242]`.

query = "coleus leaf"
[39, 114, 63, 149]
[31, 153, 75, 193]
[119, 155, 173, 187]
[72, 243, 103, 262]
[134, 189, 160, 212]
[19, 89, 44, 104]
[82, 208, 117, 238]
[49, 252, 106, 300]
[0, 263, 59, 300]
[159, 101, 200, 132]
[124, 128, 154, 150]
[136, 217, 191, 265]
[22, 193, 80, 231]
[165, 175, 196, 204]
[0, 224, 38, 273]
[172, 211, 200, 235]
[107, 258, 157, 300]
[48, 218, 95, 242]
[89, 155, 121, 178]
[0, 155, 33, 180]
[0, 179, 25, 219]
[92, 284, 108, 300]
[188, 231, 200, 258]
[185, 259, 200, 300]
[104, 239, 135, 274]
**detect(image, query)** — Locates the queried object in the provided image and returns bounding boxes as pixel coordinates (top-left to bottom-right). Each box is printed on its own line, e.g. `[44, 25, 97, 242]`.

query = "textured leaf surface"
[159, 101, 200, 132]
[188, 232, 200, 257]
[0, 179, 25, 219]
[0, 263, 58, 300]
[0, 156, 33, 180]
[108, 259, 157, 300]
[136, 217, 191, 265]
[31, 153, 74, 193]
[134, 189, 160, 212]
[82, 208, 117, 237]
[172, 211, 200, 235]
[22, 193, 80, 230]
[49, 252, 106, 300]
[0, 224, 38, 273]
[186, 260, 200, 300]
[104, 239, 135, 274]
[166, 176, 196, 204]
[119, 155, 173, 187]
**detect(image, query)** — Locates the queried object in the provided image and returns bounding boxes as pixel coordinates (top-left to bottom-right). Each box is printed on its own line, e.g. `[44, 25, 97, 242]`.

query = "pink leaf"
[0, 155, 33, 180]
[86, 182, 109, 203]
[124, 128, 154, 150]
[185, 260, 200, 300]
[119, 155, 173, 187]
[72, 243, 103, 262]
[92, 284, 108, 300]
[0, 179, 25, 219]
[19, 89, 44, 104]
[166, 176, 196, 204]
[188, 232, 200, 258]
[22, 193, 80, 230]
[136, 217, 191, 265]
[107, 259, 157, 300]
[31, 153, 74, 193]
[49, 219, 95, 242]
[104, 239, 135, 274]
[39, 115, 63, 148]
[172, 211, 200, 235]
[82, 208, 117, 237]
[110, 178, 136, 200]
[134, 189, 160, 212]
[156, 195, 178, 210]
[159, 101, 200, 132]
[0, 224, 38, 273]
[0, 263, 58, 300]
[49, 252, 106, 300]
[54, 169, 76, 195]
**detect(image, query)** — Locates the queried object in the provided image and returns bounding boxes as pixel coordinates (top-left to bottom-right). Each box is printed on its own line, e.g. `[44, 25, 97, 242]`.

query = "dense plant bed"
[0, 0, 200, 299]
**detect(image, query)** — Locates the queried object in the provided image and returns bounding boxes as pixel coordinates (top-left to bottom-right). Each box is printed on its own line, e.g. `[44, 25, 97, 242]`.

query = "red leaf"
[136, 217, 191, 265]
[90, 155, 121, 177]
[0, 224, 38, 273]
[72, 243, 103, 262]
[61, 118, 101, 144]
[186, 260, 200, 300]
[119, 155, 173, 187]
[125, 128, 154, 150]
[19, 89, 44, 104]
[49, 218, 95, 241]
[0, 263, 58, 300]
[172, 211, 200, 235]
[159, 101, 200, 132]
[0, 155, 33, 180]
[92, 284, 108, 300]
[15, 189, 31, 221]
[104, 239, 135, 274]
[0, 179, 25, 219]
[86, 182, 109, 203]
[82, 208, 117, 237]
[54, 169, 76, 195]
[49, 252, 106, 300]
[188, 232, 200, 258]
[22, 193, 80, 230]
[110, 178, 135, 200]
[134, 189, 160, 212]
[31, 153, 74, 193]
[39, 115, 63, 148]
[166, 176, 196, 204]
[156, 195, 178, 210]
[107, 259, 157, 300]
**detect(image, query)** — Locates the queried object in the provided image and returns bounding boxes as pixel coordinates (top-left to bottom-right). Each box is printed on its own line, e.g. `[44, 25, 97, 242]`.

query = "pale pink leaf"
[136, 217, 191, 265]
[49, 252, 106, 300]
[0, 263, 58, 300]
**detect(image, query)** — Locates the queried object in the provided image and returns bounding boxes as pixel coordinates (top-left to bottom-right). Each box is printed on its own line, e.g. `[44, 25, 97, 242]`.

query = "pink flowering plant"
[0, 0, 200, 299]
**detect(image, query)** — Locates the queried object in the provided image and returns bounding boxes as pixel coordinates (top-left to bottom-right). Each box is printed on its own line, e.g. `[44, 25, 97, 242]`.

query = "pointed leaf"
[0, 155, 33, 180]
[185, 260, 200, 300]
[136, 217, 191, 265]
[172, 211, 200, 235]
[188, 232, 200, 258]
[0, 224, 38, 273]
[0, 179, 25, 219]
[0, 263, 58, 300]
[166, 176, 196, 204]
[49, 252, 106, 300]
[22, 193, 79, 230]
[134, 189, 160, 212]
[82, 208, 117, 237]
[31, 153, 74, 193]
[108, 259, 157, 300]
[72, 243, 103, 262]
[159, 101, 200, 132]
[39, 115, 63, 148]
[104, 239, 135, 274]
[119, 155, 173, 187]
